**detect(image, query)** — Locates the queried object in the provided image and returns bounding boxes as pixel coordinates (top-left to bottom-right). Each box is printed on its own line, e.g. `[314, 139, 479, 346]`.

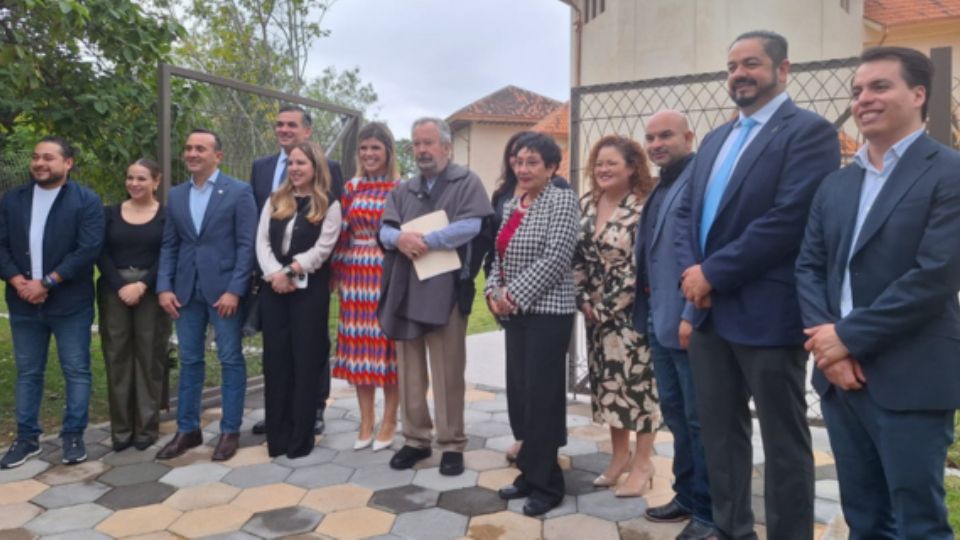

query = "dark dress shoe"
[112, 440, 132, 452]
[389, 445, 431, 470]
[522, 496, 562, 516]
[156, 431, 202, 460]
[212, 433, 240, 461]
[497, 484, 532, 500]
[133, 438, 155, 451]
[313, 419, 325, 435]
[677, 519, 719, 540]
[439, 451, 464, 476]
[252, 420, 267, 435]
[645, 497, 693, 523]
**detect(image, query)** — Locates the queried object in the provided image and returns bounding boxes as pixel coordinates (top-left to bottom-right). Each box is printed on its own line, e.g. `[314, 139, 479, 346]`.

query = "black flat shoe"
[439, 451, 464, 476]
[497, 484, 532, 500]
[132, 439, 156, 451]
[112, 440, 132, 452]
[389, 445, 431, 470]
[252, 420, 267, 435]
[645, 497, 693, 523]
[677, 519, 719, 540]
[522, 496, 562, 516]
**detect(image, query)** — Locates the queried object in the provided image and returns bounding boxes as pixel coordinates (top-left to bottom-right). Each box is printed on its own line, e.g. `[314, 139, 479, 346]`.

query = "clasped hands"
[487, 287, 517, 317]
[680, 264, 712, 309]
[268, 261, 305, 295]
[804, 323, 866, 391]
[397, 231, 428, 261]
[10, 275, 48, 305]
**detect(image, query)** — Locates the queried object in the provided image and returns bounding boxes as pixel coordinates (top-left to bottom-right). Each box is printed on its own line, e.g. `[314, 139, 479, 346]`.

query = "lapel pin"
[217, 189, 224, 194]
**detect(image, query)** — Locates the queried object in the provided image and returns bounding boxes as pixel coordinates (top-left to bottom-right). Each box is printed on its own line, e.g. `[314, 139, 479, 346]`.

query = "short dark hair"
[279, 104, 313, 128]
[732, 30, 789, 66]
[188, 128, 223, 151]
[132, 158, 162, 180]
[860, 46, 934, 120]
[512, 133, 562, 170]
[39, 136, 76, 159]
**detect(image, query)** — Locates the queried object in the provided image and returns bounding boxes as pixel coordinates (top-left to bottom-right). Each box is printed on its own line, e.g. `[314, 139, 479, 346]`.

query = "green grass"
[948, 476, 960, 532]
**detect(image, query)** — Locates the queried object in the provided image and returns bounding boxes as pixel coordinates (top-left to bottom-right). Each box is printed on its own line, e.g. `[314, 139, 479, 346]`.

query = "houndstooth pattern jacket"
[485, 183, 580, 314]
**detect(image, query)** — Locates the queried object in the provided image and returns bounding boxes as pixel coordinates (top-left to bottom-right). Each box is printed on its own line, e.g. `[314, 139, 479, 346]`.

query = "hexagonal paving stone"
[565, 414, 592, 428]
[617, 517, 687, 540]
[349, 464, 416, 491]
[24, 502, 113, 536]
[576, 489, 648, 521]
[332, 448, 394, 469]
[158, 462, 230, 488]
[463, 409, 493, 424]
[272, 447, 337, 468]
[300, 484, 372, 513]
[0, 458, 50, 483]
[40, 530, 113, 540]
[202, 532, 260, 540]
[570, 452, 613, 476]
[321, 418, 360, 435]
[476, 467, 520, 491]
[157, 442, 215, 467]
[162, 481, 240, 511]
[464, 389, 497, 402]
[464, 421, 513, 439]
[559, 437, 598, 456]
[97, 462, 169, 487]
[220, 445, 272, 468]
[96, 481, 177, 510]
[242, 506, 323, 538]
[468, 398, 509, 413]
[506, 494, 578, 519]
[467, 510, 542, 539]
[94, 503, 182, 537]
[483, 434, 516, 453]
[563, 468, 602, 496]
[465, 436, 486, 452]
[368, 484, 440, 514]
[437, 486, 506, 517]
[0, 502, 43, 529]
[286, 463, 354, 489]
[390, 507, 468, 540]
[463, 449, 509, 472]
[0, 479, 48, 505]
[315, 506, 395, 539]
[815, 497, 843, 524]
[167, 503, 253, 537]
[222, 462, 292, 488]
[100, 447, 160, 467]
[544, 513, 620, 539]
[31, 480, 111, 509]
[317, 431, 361, 451]
[231, 483, 306, 513]
[35, 461, 110, 486]
[40, 442, 111, 465]
[411, 468, 478, 492]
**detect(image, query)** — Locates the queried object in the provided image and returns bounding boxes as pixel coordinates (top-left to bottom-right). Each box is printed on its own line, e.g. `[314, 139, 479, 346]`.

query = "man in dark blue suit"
[156, 129, 257, 462]
[249, 104, 343, 436]
[675, 31, 840, 538]
[797, 47, 960, 539]
[0, 137, 104, 469]
[635, 110, 715, 539]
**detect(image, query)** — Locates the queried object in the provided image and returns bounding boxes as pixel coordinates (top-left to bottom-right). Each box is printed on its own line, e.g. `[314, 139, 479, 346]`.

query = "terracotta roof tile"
[531, 102, 570, 136]
[447, 85, 563, 125]
[865, 0, 960, 26]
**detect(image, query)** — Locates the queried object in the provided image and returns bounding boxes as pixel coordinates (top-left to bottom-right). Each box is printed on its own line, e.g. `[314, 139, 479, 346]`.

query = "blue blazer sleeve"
[156, 189, 180, 294]
[795, 179, 838, 327]
[53, 188, 105, 282]
[227, 182, 257, 297]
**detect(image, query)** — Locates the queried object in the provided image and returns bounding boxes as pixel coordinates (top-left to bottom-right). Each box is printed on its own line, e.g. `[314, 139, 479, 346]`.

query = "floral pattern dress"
[573, 192, 660, 432]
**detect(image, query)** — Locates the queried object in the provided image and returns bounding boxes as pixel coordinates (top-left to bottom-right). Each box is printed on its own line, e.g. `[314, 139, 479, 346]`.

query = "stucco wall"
[452, 122, 538, 195]
[864, 20, 960, 84]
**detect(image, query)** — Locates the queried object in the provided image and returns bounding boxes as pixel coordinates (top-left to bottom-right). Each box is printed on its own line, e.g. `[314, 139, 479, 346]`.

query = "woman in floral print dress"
[573, 135, 661, 498]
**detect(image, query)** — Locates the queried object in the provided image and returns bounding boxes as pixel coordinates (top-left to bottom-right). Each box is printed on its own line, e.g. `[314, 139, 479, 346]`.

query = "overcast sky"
[306, 0, 572, 137]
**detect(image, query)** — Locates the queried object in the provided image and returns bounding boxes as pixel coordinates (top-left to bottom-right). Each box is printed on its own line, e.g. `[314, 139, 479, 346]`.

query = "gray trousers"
[688, 325, 813, 540]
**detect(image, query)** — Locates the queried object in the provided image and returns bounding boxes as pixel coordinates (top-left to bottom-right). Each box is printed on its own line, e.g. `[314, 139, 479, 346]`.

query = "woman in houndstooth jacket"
[485, 133, 579, 517]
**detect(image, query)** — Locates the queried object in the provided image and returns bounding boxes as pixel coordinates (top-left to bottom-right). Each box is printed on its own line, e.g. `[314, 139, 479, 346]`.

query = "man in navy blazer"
[797, 47, 960, 539]
[156, 129, 257, 462]
[248, 104, 343, 437]
[0, 137, 104, 469]
[635, 110, 715, 538]
[674, 31, 840, 538]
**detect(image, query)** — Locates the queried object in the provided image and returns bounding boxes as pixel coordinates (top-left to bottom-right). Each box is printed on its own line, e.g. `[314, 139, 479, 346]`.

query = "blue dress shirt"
[189, 169, 220, 235]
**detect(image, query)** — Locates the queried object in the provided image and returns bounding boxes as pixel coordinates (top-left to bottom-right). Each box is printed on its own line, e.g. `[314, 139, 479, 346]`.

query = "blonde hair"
[270, 141, 330, 224]
[354, 122, 400, 179]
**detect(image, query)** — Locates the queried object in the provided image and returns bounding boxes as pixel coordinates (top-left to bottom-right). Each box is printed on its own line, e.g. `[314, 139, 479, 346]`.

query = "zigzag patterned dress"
[331, 175, 399, 386]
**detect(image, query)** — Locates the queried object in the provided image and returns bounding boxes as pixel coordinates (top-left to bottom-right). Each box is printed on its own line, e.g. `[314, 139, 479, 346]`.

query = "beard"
[728, 76, 779, 108]
[32, 170, 67, 187]
[416, 155, 438, 175]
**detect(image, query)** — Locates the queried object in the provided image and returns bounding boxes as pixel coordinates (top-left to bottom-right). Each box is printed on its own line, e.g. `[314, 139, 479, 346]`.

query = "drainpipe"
[557, 0, 583, 87]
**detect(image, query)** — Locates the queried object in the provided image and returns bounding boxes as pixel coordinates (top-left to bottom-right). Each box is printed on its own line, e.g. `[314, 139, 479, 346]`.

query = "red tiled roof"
[447, 85, 563, 125]
[531, 102, 570, 136]
[865, 0, 960, 26]
[838, 131, 860, 157]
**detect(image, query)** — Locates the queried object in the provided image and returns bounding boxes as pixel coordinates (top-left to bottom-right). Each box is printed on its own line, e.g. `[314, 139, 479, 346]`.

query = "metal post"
[929, 47, 953, 147]
[567, 90, 581, 396]
[157, 63, 172, 203]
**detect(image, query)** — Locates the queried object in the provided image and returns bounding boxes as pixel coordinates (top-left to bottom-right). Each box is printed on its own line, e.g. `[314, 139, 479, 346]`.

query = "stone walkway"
[0, 330, 848, 539]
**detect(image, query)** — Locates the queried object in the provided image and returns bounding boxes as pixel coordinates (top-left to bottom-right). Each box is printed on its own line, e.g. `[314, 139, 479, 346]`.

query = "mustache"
[731, 77, 757, 88]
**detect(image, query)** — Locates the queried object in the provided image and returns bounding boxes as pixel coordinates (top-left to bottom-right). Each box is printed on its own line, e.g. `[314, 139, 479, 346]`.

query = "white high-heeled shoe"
[353, 434, 373, 451]
[372, 437, 393, 452]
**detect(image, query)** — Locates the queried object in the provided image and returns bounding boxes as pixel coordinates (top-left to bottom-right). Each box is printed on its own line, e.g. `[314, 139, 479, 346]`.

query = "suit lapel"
[650, 174, 686, 249]
[851, 136, 937, 257]
[692, 125, 732, 219]
[834, 165, 865, 272]
[176, 184, 198, 241]
[199, 177, 228, 237]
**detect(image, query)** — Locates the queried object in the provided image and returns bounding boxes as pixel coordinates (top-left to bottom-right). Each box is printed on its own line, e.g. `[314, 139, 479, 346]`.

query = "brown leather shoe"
[211, 433, 240, 461]
[155, 430, 202, 460]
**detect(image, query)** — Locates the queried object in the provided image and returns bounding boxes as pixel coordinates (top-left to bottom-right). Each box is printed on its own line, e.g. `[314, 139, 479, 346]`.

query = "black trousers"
[688, 324, 813, 540]
[503, 313, 573, 503]
[260, 275, 331, 458]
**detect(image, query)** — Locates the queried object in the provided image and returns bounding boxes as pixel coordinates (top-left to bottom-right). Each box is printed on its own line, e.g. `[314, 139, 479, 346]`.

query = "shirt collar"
[190, 168, 220, 189]
[739, 91, 789, 126]
[659, 153, 694, 185]
[852, 127, 925, 172]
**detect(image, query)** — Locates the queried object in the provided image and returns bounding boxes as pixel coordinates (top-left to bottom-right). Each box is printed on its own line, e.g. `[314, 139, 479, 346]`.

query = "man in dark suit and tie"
[675, 30, 840, 538]
[635, 110, 716, 539]
[796, 47, 960, 539]
[249, 104, 343, 436]
[156, 128, 257, 462]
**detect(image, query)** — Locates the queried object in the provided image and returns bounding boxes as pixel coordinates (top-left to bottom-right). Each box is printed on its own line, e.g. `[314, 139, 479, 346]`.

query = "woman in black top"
[97, 158, 170, 451]
[256, 141, 342, 459]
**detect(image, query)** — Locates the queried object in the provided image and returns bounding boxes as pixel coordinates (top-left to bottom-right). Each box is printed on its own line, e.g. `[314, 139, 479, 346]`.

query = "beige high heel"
[614, 465, 655, 497]
[593, 457, 632, 487]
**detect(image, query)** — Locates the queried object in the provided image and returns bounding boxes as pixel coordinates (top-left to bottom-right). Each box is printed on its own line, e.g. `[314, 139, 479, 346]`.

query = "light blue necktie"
[700, 117, 758, 252]
[272, 154, 287, 191]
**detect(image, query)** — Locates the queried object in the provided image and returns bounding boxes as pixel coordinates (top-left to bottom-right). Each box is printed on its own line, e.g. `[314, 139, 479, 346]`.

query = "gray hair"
[412, 117, 452, 145]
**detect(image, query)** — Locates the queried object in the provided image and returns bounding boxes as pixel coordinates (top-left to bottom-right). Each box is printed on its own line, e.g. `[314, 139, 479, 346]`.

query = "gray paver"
[464, 421, 512, 439]
[654, 441, 675, 458]
[222, 463, 293, 488]
[242, 506, 323, 538]
[317, 431, 362, 451]
[100, 447, 159, 466]
[350, 464, 416, 491]
[483, 434, 516, 453]
[437, 486, 505, 516]
[286, 463, 354, 488]
[158, 462, 230, 488]
[391, 507, 468, 540]
[322, 418, 360, 435]
[570, 452, 612, 476]
[24, 503, 112, 536]
[565, 414, 591, 427]
[97, 462, 169, 487]
[559, 437, 598, 456]
[411, 468, 478, 492]
[95, 481, 176, 510]
[577, 489, 648, 521]
[816, 479, 841, 502]
[322, 406, 350, 420]
[507, 493, 578, 519]
[563, 469, 602, 496]
[272, 447, 337, 468]
[41, 443, 111, 465]
[200, 531, 260, 540]
[463, 409, 493, 423]
[332, 448, 394, 469]
[464, 436, 486, 452]
[815, 498, 843, 524]
[31, 480, 111, 509]
[0, 458, 50, 483]
[469, 399, 509, 413]
[41, 530, 112, 540]
[368, 484, 440, 514]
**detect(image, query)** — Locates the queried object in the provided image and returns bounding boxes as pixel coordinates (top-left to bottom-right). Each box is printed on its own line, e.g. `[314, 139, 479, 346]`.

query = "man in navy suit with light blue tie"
[635, 110, 715, 540]
[675, 31, 840, 538]
[156, 128, 257, 462]
[797, 47, 960, 539]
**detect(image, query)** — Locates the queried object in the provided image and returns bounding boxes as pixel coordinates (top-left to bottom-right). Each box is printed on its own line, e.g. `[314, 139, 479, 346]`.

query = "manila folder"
[400, 210, 462, 281]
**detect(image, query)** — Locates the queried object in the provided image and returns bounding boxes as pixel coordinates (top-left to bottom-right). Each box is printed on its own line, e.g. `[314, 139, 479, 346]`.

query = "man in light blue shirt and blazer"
[674, 31, 840, 538]
[156, 128, 257, 462]
[797, 47, 960, 539]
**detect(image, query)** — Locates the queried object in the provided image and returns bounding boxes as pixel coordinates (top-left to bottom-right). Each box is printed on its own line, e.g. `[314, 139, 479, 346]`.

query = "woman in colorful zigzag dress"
[331, 122, 401, 452]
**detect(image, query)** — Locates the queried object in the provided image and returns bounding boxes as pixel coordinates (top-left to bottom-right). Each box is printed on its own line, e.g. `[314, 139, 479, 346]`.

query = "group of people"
[0, 28, 957, 540]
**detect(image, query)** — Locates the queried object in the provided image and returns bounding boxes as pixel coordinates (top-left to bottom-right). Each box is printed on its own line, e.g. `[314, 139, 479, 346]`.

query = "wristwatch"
[282, 265, 297, 278]
[41, 274, 57, 289]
